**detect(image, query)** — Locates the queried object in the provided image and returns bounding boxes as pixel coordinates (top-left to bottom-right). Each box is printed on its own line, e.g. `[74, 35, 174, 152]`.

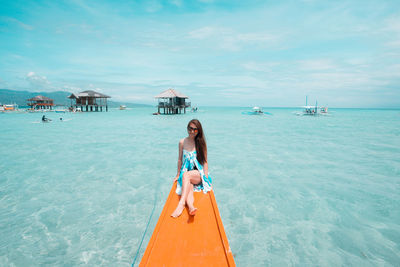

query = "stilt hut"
[68, 90, 110, 112]
[155, 88, 191, 114]
[27, 95, 54, 110]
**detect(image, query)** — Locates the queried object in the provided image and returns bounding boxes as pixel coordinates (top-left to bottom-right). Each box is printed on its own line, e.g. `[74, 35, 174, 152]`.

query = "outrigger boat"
[1, 103, 18, 112]
[242, 106, 271, 115]
[300, 105, 319, 116]
[320, 106, 328, 114]
[139, 182, 235, 267]
[296, 96, 328, 116]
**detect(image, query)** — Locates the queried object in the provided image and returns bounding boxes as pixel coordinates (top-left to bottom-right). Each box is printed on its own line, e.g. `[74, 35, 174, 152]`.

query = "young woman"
[171, 119, 212, 218]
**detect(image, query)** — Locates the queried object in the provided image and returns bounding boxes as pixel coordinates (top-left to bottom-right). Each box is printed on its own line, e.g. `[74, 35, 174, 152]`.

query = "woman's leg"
[171, 170, 201, 217]
[186, 184, 197, 215]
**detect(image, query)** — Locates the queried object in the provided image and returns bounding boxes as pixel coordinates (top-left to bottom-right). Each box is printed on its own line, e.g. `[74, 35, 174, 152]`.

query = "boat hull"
[140, 183, 235, 267]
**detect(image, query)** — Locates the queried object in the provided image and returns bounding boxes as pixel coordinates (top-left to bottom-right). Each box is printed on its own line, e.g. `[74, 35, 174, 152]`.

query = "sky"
[1, 0, 400, 108]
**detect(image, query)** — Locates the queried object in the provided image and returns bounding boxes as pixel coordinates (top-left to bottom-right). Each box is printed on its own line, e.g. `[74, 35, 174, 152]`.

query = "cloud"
[385, 40, 400, 48]
[297, 59, 337, 71]
[25, 72, 52, 91]
[188, 26, 279, 51]
[62, 85, 82, 93]
[384, 16, 400, 33]
[242, 62, 280, 72]
[188, 26, 217, 39]
[145, 0, 163, 13]
[169, 0, 183, 7]
[236, 33, 276, 42]
[0, 16, 33, 30]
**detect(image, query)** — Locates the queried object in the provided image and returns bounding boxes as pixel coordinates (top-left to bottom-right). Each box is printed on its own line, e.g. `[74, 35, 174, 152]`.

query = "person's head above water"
[187, 119, 207, 164]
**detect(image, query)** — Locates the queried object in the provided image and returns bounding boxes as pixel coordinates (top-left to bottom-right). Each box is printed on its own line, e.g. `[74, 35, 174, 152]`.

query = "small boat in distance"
[252, 106, 263, 114]
[300, 105, 319, 116]
[119, 105, 126, 110]
[242, 106, 271, 115]
[320, 106, 328, 114]
[1, 103, 18, 112]
[296, 96, 327, 116]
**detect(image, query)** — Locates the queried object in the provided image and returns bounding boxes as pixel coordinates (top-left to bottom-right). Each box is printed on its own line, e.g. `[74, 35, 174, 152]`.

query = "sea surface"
[1, 107, 399, 266]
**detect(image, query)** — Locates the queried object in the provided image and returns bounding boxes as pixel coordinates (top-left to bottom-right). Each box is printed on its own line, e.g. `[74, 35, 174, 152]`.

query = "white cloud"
[169, 0, 182, 7]
[188, 26, 279, 51]
[1, 16, 33, 30]
[242, 62, 280, 72]
[62, 85, 82, 93]
[237, 33, 276, 42]
[25, 72, 52, 90]
[385, 40, 400, 47]
[384, 17, 400, 33]
[345, 58, 369, 66]
[145, 0, 163, 13]
[297, 59, 337, 71]
[188, 26, 218, 39]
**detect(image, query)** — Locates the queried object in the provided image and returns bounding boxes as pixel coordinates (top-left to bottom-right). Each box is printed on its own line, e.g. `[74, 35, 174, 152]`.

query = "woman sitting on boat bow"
[171, 119, 212, 218]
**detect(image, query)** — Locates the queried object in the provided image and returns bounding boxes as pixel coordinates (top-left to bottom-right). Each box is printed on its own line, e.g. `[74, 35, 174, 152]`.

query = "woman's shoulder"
[179, 138, 186, 147]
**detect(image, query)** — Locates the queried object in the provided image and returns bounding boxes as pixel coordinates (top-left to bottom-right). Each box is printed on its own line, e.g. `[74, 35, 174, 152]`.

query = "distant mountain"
[0, 89, 151, 108]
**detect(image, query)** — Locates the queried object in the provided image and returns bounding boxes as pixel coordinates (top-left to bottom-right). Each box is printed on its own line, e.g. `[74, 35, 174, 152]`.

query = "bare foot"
[189, 207, 197, 216]
[171, 202, 185, 218]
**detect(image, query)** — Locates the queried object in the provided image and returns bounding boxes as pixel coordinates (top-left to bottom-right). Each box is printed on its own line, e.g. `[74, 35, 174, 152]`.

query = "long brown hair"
[188, 119, 207, 165]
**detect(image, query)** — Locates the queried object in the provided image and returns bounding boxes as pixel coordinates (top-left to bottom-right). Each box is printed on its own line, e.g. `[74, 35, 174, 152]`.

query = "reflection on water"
[1, 107, 399, 266]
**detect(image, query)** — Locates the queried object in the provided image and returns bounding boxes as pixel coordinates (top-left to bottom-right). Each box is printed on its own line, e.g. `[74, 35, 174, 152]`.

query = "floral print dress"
[176, 149, 212, 195]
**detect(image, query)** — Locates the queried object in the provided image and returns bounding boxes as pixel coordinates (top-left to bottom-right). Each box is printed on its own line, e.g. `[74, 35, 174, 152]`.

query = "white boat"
[119, 105, 126, 110]
[296, 97, 325, 116]
[320, 106, 328, 114]
[243, 106, 263, 115]
[1, 103, 18, 112]
[299, 105, 319, 116]
[242, 106, 271, 115]
[252, 106, 263, 114]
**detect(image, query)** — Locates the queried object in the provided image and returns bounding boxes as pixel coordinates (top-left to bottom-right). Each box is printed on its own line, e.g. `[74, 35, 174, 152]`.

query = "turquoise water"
[1, 107, 399, 266]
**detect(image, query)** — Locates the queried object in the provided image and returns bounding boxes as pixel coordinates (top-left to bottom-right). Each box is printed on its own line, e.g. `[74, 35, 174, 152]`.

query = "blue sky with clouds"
[1, 0, 400, 107]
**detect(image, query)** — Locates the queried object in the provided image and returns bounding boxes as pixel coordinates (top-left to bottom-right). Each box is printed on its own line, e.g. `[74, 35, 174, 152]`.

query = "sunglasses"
[187, 126, 198, 133]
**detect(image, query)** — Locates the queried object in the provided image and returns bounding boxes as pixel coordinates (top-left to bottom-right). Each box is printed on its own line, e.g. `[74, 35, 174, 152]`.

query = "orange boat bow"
[140, 183, 235, 267]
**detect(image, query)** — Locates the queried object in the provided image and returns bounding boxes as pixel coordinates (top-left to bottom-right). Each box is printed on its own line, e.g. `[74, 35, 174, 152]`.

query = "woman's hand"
[173, 175, 179, 182]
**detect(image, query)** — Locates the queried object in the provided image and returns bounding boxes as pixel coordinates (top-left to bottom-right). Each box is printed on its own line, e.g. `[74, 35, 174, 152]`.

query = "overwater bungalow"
[155, 88, 191, 114]
[27, 95, 54, 110]
[68, 90, 110, 112]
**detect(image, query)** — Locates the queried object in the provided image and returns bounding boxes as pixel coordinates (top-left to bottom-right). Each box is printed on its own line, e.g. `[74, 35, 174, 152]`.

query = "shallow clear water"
[1, 107, 399, 266]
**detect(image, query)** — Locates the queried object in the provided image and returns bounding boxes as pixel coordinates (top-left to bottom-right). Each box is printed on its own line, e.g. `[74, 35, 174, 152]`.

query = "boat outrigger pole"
[315, 100, 318, 113]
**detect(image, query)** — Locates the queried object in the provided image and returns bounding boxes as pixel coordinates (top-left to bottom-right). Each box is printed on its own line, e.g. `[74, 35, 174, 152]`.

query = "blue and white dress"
[176, 149, 213, 195]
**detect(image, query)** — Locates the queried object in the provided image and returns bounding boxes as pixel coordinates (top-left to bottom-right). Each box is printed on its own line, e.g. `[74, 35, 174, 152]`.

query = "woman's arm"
[174, 139, 184, 181]
[203, 161, 209, 178]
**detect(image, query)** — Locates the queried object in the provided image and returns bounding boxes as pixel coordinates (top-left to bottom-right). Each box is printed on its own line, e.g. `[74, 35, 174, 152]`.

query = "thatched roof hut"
[155, 89, 189, 99]
[27, 95, 54, 101]
[154, 88, 190, 115]
[68, 90, 111, 99]
[27, 95, 54, 110]
[68, 90, 111, 112]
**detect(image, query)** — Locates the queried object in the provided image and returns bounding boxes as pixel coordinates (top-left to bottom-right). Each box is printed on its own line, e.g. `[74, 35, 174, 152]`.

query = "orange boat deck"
[139, 183, 235, 267]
